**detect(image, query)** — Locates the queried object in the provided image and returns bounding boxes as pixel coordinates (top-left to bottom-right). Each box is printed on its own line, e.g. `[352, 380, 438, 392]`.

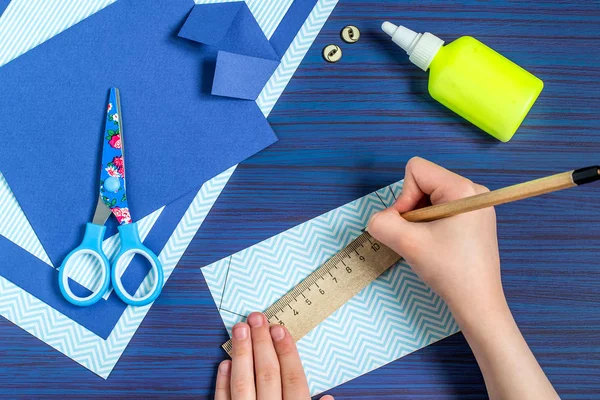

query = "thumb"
[367, 208, 430, 260]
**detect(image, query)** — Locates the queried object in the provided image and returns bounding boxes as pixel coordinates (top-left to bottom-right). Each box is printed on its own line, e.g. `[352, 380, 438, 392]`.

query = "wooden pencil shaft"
[401, 170, 577, 223]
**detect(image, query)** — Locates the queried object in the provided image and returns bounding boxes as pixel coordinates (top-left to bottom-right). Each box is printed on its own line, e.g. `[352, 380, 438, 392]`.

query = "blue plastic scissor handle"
[111, 222, 164, 307]
[58, 223, 111, 307]
[59, 222, 164, 307]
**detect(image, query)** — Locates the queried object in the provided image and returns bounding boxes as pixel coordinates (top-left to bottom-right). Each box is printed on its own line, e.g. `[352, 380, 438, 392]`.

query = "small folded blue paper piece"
[178, 2, 281, 101]
[213, 51, 280, 100]
[0, 0, 279, 268]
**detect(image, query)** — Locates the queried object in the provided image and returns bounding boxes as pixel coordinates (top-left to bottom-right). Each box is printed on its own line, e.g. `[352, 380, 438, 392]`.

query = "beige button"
[341, 25, 360, 43]
[323, 44, 342, 63]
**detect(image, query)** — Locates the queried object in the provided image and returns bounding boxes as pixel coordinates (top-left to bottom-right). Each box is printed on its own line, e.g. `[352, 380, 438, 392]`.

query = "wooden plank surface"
[1, 0, 599, 398]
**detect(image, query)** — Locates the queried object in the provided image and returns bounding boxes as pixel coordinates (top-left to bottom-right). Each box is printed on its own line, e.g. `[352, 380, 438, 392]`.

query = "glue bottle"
[382, 22, 543, 142]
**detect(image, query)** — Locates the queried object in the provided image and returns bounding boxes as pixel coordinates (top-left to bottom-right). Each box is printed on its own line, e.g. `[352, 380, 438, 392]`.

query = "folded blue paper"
[177, 0, 317, 100]
[179, 2, 279, 60]
[178, 2, 280, 100]
[212, 51, 281, 100]
[0, 0, 278, 268]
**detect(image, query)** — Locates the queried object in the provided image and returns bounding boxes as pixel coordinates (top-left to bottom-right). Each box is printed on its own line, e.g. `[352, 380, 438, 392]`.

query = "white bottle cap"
[381, 22, 444, 71]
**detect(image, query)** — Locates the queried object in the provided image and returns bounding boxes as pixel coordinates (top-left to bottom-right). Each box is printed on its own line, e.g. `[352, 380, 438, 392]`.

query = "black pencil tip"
[573, 166, 600, 185]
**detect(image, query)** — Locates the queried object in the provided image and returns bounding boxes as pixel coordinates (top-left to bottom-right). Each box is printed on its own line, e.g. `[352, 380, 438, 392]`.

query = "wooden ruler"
[223, 232, 401, 354]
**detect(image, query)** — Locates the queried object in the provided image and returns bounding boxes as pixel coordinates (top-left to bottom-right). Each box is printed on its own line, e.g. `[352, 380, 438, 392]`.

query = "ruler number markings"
[267, 233, 392, 337]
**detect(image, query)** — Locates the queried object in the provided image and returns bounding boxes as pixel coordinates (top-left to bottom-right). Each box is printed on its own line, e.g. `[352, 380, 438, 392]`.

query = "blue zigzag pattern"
[0, 0, 336, 378]
[202, 181, 460, 396]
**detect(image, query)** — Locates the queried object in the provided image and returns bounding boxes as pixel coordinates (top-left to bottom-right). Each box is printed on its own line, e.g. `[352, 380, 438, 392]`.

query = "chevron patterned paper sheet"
[0, 0, 338, 378]
[202, 180, 461, 395]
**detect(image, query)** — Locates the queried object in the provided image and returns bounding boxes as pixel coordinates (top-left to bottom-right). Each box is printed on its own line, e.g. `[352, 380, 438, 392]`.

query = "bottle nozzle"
[381, 21, 397, 37]
[381, 21, 419, 53]
[381, 21, 444, 71]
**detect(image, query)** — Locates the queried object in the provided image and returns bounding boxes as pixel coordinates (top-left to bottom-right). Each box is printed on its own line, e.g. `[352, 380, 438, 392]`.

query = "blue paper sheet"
[0, 0, 278, 268]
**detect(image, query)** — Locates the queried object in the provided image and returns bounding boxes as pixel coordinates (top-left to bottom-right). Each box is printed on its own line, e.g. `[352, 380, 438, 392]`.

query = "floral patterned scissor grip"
[58, 88, 164, 307]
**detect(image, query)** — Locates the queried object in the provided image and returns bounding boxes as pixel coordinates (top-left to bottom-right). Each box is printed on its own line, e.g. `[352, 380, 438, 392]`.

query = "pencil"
[401, 166, 600, 223]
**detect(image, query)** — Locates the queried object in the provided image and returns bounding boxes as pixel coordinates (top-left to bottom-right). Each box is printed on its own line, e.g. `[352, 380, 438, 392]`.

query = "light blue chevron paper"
[0, 0, 338, 378]
[202, 181, 460, 396]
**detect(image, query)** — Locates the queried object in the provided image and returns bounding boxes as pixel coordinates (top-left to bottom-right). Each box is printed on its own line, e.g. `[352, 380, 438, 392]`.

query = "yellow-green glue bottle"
[382, 22, 543, 142]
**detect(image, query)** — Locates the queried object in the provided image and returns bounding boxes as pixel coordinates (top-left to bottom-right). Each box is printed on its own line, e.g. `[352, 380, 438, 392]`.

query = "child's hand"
[215, 312, 334, 400]
[369, 157, 558, 399]
[368, 157, 504, 323]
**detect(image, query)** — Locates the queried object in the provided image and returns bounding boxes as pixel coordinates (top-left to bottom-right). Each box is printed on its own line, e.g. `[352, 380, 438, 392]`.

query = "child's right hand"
[369, 157, 559, 399]
[368, 157, 504, 324]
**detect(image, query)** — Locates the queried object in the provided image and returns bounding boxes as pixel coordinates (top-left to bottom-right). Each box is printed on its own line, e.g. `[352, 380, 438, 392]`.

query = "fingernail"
[219, 361, 231, 375]
[367, 212, 381, 229]
[270, 325, 286, 341]
[233, 324, 249, 340]
[248, 313, 264, 328]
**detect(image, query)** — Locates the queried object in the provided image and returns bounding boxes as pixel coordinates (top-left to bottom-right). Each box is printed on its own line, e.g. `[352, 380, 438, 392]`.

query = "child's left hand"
[215, 312, 334, 400]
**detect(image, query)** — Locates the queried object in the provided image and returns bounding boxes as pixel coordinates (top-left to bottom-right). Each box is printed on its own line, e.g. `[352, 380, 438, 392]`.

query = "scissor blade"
[99, 88, 131, 225]
[92, 196, 112, 225]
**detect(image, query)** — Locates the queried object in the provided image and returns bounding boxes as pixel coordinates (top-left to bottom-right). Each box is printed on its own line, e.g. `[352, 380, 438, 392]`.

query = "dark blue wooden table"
[1, 0, 599, 398]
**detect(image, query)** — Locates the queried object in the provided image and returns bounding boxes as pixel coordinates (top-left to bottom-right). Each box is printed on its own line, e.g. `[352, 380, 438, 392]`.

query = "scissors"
[58, 88, 164, 307]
